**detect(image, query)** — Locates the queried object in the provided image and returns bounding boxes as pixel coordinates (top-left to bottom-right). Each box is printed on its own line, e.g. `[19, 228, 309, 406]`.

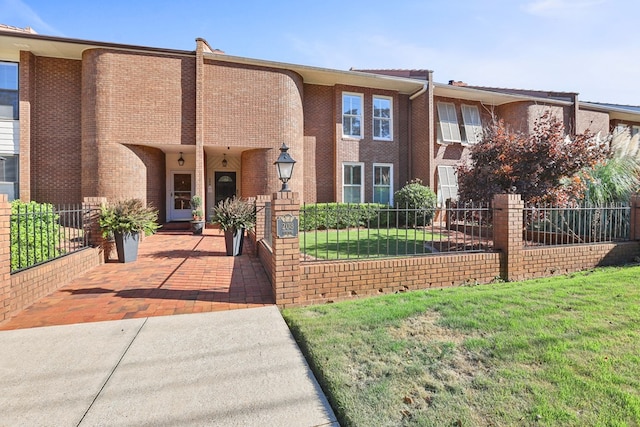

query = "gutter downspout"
[408, 84, 428, 181]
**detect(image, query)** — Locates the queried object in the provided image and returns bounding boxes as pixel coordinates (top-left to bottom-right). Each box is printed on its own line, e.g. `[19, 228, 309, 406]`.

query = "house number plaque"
[276, 214, 299, 238]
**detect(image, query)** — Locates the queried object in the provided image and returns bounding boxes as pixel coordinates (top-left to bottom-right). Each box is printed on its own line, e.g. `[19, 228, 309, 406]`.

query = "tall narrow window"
[461, 104, 483, 144]
[373, 96, 392, 140]
[0, 62, 18, 120]
[373, 164, 393, 205]
[436, 102, 461, 143]
[342, 93, 363, 138]
[437, 165, 458, 206]
[343, 163, 363, 203]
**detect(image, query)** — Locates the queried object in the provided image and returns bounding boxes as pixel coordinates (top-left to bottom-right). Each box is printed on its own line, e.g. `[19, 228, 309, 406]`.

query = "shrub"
[300, 203, 390, 231]
[394, 179, 437, 226]
[99, 199, 160, 237]
[11, 200, 61, 271]
[211, 197, 256, 231]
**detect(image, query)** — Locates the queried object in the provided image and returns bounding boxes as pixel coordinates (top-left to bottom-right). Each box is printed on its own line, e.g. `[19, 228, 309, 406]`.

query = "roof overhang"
[203, 52, 426, 95]
[580, 102, 640, 123]
[433, 82, 573, 107]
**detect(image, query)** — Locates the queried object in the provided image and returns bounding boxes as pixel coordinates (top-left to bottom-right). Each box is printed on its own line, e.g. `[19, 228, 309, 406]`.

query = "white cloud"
[0, 0, 63, 36]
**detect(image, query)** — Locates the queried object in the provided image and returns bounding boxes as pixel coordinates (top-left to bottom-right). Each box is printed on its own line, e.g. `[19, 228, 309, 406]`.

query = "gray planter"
[191, 220, 205, 235]
[224, 228, 245, 256]
[114, 231, 140, 263]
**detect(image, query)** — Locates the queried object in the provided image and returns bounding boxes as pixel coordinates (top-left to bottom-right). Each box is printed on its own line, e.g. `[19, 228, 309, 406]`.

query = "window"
[373, 164, 393, 205]
[461, 105, 482, 144]
[342, 93, 363, 138]
[632, 125, 640, 138]
[373, 96, 392, 140]
[436, 102, 461, 143]
[437, 165, 458, 206]
[0, 62, 18, 120]
[343, 163, 363, 203]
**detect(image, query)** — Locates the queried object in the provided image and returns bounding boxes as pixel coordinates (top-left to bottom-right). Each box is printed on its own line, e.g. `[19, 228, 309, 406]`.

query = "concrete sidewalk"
[0, 306, 339, 426]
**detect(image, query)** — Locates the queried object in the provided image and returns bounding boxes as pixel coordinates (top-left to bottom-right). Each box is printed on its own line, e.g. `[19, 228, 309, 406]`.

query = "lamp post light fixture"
[178, 152, 185, 166]
[274, 143, 296, 192]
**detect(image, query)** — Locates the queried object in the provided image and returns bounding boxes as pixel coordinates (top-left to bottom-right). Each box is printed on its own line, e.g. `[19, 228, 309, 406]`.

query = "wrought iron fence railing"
[523, 203, 631, 247]
[10, 203, 90, 273]
[300, 202, 493, 262]
[263, 201, 272, 247]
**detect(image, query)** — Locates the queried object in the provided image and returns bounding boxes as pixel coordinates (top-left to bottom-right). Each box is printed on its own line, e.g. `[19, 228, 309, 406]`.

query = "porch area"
[0, 228, 274, 331]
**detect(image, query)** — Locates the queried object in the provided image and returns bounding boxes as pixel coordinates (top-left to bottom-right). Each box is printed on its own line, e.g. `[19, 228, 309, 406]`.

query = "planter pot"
[114, 231, 140, 263]
[191, 220, 205, 235]
[224, 228, 245, 256]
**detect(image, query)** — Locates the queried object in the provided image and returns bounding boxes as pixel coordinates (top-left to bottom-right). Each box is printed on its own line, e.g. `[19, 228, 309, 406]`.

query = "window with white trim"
[632, 125, 640, 138]
[373, 164, 393, 205]
[437, 165, 458, 206]
[0, 62, 18, 120]
[461, 104, 483, 144]
[342, 93, 363, 138]
[436, 102, 461, 143]
[373, 96, 392, 140]
[343, 163, 363, 203]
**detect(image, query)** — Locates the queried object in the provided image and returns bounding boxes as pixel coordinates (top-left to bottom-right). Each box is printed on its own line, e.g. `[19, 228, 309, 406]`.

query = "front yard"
[283, 266, 640, 426]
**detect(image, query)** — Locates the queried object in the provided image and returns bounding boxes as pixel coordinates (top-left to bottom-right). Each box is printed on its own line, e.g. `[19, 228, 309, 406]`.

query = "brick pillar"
[492, 193, 524, 282]
[0, 195, 12, 322]
[83, 197, 108, 262]
[631, 194, 640, 241]
[270, 191, 301, 307]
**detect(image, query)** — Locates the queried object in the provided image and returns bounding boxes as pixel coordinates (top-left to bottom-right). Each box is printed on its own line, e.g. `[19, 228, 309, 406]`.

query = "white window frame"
[372, 163, 393, 206]
[437, 165, 459, 207]
[372, 96, 393, 141]
[461, 104, 483, 145]
[632, 125, 640, 138]
[342, 92, 363, 138]
[436, 102, 462, 144]
[342, 162, 364, 203]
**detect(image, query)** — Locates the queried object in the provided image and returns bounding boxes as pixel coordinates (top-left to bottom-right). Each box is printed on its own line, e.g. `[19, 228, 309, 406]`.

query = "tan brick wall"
[18, 51, 35, 202]
[577, 108, 610, 135]
[303, 84, 334, 202]
[299, 252, 502, 305]
[203, 61, 305, 198]
[32, 56, 83, 204]
[81, 49, 193, 206]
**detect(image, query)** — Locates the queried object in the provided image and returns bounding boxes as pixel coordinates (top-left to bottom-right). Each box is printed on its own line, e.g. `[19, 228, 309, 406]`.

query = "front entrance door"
[215, 171, 236, 206]
[170, 171, 194, 221]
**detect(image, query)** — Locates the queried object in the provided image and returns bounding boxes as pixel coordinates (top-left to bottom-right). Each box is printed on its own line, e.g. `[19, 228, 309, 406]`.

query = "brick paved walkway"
[0, 229, 274, 331]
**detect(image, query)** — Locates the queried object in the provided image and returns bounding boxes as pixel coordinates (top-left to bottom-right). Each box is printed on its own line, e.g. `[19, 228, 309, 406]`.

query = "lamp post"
[274, 143, 296, 192]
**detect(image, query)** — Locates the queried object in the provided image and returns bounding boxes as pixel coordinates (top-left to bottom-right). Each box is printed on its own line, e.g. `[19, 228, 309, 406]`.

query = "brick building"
[1, 26, 639, 222]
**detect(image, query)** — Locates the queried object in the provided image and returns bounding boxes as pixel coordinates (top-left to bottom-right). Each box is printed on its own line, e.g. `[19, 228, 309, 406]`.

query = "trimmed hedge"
[11, 200, 61, 271]
[300, 203, 391, 231]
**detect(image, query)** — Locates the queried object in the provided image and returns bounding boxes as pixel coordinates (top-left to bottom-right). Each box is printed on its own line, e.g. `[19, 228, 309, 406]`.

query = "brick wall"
[32, 56, 83, 204]
[258, 192, 640, 309]
[303, 84, 334, 202]
[0, 195, 103, 323]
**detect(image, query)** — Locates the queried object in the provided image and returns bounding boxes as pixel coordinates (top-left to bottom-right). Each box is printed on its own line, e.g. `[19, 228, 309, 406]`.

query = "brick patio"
[0, 229, 274, 331]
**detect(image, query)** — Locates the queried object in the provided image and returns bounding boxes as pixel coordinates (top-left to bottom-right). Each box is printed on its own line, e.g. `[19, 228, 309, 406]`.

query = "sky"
[1, 0, 639, 105]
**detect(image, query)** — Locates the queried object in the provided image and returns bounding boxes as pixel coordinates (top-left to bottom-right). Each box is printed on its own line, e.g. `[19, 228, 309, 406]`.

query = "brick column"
[0, 195, 12, 322]
[631, 194, 640, 241]
[270, 191, 301, 307]
[492, 193, 524, 281]
[83, 197, 108, 262]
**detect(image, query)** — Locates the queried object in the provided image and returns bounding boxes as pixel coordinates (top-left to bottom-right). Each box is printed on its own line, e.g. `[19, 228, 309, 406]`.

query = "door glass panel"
[173, 173, 192, 210]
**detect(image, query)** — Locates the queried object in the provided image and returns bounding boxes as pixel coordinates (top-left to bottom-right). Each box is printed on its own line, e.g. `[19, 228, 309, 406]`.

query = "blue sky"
[2, 0, 639, 105]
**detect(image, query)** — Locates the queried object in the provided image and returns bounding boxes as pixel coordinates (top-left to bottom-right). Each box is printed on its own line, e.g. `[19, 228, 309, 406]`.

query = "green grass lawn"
[282, 266, 640, 426]
[300, 228, 443, 260]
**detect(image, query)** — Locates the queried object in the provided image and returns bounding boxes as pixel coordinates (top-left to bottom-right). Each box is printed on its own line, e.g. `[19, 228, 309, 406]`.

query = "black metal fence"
[299, 202, 493, 261]
[10, 203, 90, 273]
[263, 201, 272, 247]
[523, 203, 631, 247]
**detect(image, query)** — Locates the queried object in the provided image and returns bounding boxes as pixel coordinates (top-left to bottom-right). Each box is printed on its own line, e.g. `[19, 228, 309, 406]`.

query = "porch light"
[222, 154, 228, 168]
[274, 143, 296, 192]
[178, 152, 185, 166]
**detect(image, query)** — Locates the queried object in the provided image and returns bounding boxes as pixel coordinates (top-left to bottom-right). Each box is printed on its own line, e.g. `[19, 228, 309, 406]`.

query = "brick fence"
[0, 196, 105, 323]
[255, 192, 640, 308]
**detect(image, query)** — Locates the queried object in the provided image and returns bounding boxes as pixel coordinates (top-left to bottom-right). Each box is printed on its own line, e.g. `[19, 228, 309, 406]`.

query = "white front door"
[170, 171, 194, 221]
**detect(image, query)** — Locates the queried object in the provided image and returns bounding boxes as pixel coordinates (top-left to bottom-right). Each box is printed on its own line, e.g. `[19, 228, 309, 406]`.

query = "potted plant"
[190, 195, 205, 235]
[99, 199, 160, 263]
[210, 196, 256, 256]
